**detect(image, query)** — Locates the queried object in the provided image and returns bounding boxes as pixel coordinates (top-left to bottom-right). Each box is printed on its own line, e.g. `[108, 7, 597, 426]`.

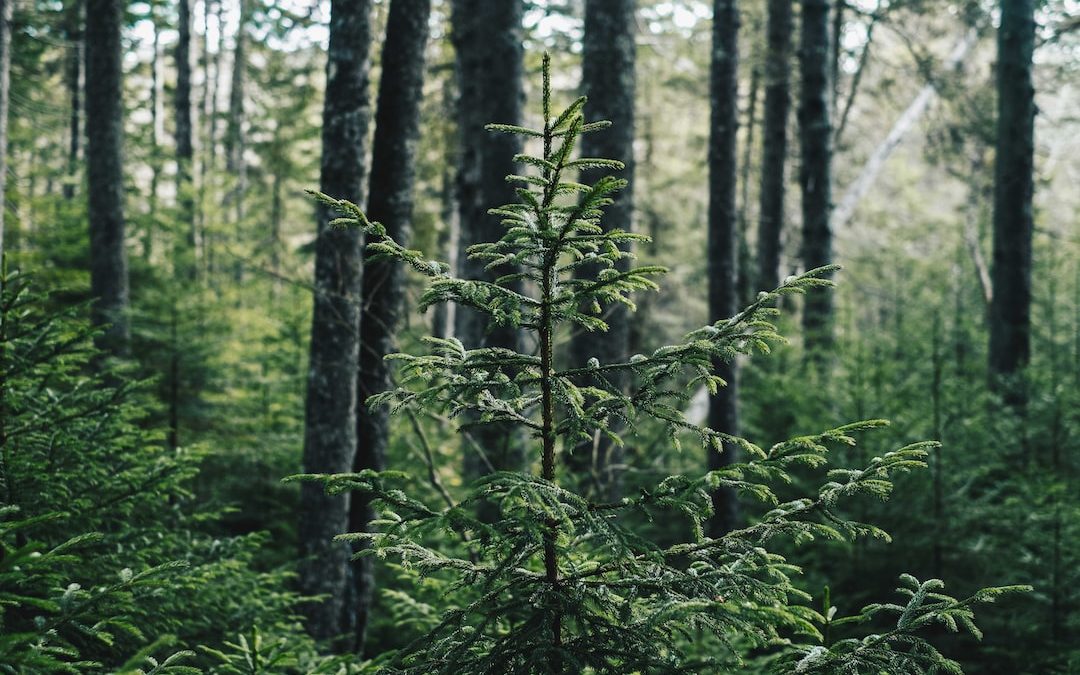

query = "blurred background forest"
[1, 0, 1078, 672]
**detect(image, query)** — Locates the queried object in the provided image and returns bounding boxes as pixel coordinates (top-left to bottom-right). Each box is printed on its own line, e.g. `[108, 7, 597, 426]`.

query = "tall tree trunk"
[63, 0, 83, 201]
[175, 0, 195, 277]
[166, 0, 195, 452]
[737, 59, 759, 303]
[451, 0, 525, 476]
[299, 0, 372, 647]
[225, 0, 247, 258]
[566, 0, 636, 499]
[707, 0, 740, 538]
[145, 6, 161, 261]
[85, 0, 130, 356]
[351, 0, 432, 654]
[432, 74, 459, 341]
[798, 0, 834, 360]
[197, 0, 213, 275]
[756, 0, 793, 294]
[0, 0, 10, 260]
[208, 0, 222, 171]
[987, 0, 1034, 407]
[269, 164, 282, 302]
[206, 0, 223, 277]
[830, 0, 844, 115]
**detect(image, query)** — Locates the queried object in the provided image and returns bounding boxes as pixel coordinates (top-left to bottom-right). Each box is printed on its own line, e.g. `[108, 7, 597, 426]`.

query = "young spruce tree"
[299, 57, 1024, 674]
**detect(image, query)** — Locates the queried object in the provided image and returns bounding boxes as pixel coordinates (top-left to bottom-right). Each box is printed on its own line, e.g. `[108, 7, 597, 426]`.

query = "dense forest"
[1, 0, 1077, 672]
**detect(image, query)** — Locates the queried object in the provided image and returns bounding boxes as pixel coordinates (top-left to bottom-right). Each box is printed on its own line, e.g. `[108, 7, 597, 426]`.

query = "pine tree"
[298, 57, 1023, 674]
[988, 0, 1035, 407]
[0, 271, 328, 671]
[756, 0, 793, 293]
[707, 0, 742, 538]
[798, 0, 835, 361]
[85, 0, 130, 356]
[299, 0, 372, 646]
[353, 0, 433, 654]
[450, 0, 527, 478]
[224, 0, 248, 237]
[566, 0, 637, 499]
[62, 0, 81, 202]
[0, 0, 10, 259]
[175, 0, 195, 275]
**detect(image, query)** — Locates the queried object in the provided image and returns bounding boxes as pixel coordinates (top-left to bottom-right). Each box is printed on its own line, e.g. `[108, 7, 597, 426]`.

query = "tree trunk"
[299, 0, 372, 647]
[175, 0, 195, 277]
[432, 75, 459, 341]
[834, 11, 877, 146]
[0, 0, 10, 259]
[166, 0, 195, 452]
[737, 59, 759, 304]
[225, 0, 248, 251]
[352, 0, 432, 654]
[145, 6, 161, 261]
[756, 0, 792, 294]
[85, 0, 130, 356]
[798, 0, 834, 360]
[197, 0, 213, 265]
[830, 0, 843, 115]
[63, 0, 83, 201]
[987, 0, 1034, 408]
[206, 0, 223, 276]
[566, 0, 636, 499]
[451, 0, 526, 476]
[208, 0, 222, 172]
[269, 164, 282, 302]
[707, 0, 740, 538]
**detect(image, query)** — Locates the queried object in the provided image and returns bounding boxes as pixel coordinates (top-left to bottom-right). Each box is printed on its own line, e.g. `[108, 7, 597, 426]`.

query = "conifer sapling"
[294, 55, 1027, 674]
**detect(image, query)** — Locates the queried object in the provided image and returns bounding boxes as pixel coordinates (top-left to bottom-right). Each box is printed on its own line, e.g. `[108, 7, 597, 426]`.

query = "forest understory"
[0, 0, 1077, 673]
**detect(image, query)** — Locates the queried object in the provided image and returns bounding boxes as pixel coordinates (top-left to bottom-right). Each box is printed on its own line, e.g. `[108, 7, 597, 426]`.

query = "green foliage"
[0, 507, 187, 673]
[201, 625, 359, 675]
[777, 576, 1030, 674]
[0, 271, 326, 671]
[301, 57, 1025, 673]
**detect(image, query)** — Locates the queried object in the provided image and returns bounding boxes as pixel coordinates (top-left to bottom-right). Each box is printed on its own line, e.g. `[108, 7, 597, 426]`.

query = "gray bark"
[299, 0, 372, 647]
[0, 0, 10, 259]
[798, 0, 834, 359]
[756, 0, 792, 294]
[738, 59, 759, 304]
[567, 0, 636, 499]
[707, 0, 740, 537]
[63, 0, 83, 201]
[352, 0, 432, 654]
[225, 0, 247, 234]
[988, 0, 1035, 405]
[85, 0, 130, 356]
[433, 75, 459, 341]
[176, 0, 195, 276]
[145, 8, 161, 261]
[831, 0, 843, 115]
[451, 0, 526, 476]
[206, 0, 223, 275]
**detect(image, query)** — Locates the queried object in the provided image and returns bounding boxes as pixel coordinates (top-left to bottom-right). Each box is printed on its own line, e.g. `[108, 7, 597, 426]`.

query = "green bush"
[0, 271, 325, 672]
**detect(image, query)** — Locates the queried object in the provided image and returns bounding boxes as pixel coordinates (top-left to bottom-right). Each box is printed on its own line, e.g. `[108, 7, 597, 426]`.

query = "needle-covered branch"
[295, 56, 1023, 674]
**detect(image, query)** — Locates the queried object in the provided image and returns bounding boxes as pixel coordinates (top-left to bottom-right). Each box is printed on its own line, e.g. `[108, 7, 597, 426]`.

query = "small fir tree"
[298, 56, 1025, 673]
[0, 270, 332, 672]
